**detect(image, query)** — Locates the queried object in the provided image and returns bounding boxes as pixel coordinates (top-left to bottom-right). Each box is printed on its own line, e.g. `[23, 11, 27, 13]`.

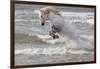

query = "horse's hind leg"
[49, 31, 59, 39]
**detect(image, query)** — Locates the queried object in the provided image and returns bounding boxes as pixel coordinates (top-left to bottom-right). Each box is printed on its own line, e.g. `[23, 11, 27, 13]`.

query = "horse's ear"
[40, 8, 49, 15]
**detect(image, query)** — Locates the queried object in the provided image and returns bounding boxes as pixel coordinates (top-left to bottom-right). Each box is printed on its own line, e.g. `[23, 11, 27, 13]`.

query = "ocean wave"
[15, 46, 93, 56]
[15, 47, 66, 55]
[29, 34, 65, 44]
[15, 33, 65, 44]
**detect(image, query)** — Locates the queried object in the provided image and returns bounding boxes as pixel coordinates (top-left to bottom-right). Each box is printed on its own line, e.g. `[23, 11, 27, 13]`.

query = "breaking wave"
[15, 33, 94, 56]
[15, 33, 65, 44]
[15, 46, 93, 55]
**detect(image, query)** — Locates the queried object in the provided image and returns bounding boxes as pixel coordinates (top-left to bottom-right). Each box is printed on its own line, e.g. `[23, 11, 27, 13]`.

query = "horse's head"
[40, 7, 50, 26]
[39, 6, 61, 26]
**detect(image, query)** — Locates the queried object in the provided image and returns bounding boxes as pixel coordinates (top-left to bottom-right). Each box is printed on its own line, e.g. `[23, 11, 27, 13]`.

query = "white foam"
[66, 49, 93, 54]
[28, 34, 65, 44]
[15, 47, 66, 55]
[15, 46, 93, 56]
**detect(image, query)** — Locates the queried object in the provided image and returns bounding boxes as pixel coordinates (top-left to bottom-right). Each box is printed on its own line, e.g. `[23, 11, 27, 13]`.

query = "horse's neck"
[48, 12, 64, 26]
[48, 12, 61, 23]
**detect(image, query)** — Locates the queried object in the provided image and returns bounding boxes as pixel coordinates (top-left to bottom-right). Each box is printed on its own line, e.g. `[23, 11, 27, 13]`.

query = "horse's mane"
[40, 6, 61, 16]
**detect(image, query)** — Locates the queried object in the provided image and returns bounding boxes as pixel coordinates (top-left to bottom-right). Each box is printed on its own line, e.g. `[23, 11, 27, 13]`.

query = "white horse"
[39, 6, 93, 51]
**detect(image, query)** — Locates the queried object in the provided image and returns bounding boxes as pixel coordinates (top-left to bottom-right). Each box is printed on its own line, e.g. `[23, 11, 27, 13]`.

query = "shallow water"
[15, 4, 94, 65]
[15, 42, 94, 65]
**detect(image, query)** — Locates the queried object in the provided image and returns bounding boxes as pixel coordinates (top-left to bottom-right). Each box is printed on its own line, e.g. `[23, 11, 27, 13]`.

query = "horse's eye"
[41, 16, 43, 18]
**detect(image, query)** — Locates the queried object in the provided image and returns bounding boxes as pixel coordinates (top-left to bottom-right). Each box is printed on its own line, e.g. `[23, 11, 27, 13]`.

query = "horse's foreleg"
[49, 31, 59, 39]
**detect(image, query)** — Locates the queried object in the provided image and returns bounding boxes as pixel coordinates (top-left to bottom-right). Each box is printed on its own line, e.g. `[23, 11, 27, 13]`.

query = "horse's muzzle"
[41, 23, 45, 26]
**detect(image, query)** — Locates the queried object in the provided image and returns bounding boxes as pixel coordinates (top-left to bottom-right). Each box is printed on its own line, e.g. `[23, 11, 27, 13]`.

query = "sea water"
[15, 4, 94, 65]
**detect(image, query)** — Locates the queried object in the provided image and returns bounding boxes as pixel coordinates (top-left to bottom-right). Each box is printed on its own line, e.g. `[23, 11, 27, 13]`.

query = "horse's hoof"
[53, 35, 59, 39]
